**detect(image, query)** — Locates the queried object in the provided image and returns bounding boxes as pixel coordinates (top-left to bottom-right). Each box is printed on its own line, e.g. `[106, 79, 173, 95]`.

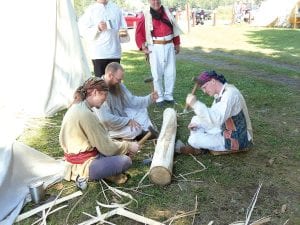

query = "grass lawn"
[18, 25, 300, 225]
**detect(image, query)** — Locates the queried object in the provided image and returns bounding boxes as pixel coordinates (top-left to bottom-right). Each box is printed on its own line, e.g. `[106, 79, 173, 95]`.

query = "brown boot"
[105, 173, 128, 185]
[180, 145, 208, 155]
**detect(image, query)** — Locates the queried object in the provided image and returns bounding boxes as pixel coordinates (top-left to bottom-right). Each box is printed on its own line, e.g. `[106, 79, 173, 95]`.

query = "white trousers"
[108, 108, 152, 140]
[148, 42, 176, 102]
[188, 116, 226, 151]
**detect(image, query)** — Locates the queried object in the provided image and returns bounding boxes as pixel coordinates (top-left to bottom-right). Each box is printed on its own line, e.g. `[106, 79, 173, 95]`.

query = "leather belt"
[153, 39, 173, 45]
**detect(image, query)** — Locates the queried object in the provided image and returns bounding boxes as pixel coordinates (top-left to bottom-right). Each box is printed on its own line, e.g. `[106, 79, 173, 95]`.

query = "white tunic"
[78, 1, 127, 59]
[94, 83, 153, 139]
[188, 83, 253, 151]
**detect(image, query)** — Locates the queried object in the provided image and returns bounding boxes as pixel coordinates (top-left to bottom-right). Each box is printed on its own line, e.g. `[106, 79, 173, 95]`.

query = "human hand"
[150, 91, 158, 102]
[128, 142, 140, 158]
[98, 21, 107, 31]
[186, 94, 196, 107]
[128, 119, 141, 131]
[188, 123, 199, 131]
[175, 45, 180, 54]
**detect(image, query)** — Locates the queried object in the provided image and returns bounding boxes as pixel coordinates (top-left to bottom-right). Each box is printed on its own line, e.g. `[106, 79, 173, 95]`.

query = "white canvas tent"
[0, 0, 91, 224]
[252, 0, 300, 27]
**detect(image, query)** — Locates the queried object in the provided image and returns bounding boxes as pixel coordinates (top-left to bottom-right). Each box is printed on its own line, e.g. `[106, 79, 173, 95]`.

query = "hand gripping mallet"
[183, 81, 198, 113]
[137, 126, 159, 146]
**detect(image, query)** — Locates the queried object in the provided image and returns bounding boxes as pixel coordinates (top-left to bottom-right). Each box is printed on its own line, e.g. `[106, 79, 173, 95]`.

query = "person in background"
[94, 62, 158, 140]
[135, 0, 183, 107]
[78, 0, 127, 77]
[59, 77, 140, 185]
[233, 0, 243, 23]
[176, 70, 253, 155]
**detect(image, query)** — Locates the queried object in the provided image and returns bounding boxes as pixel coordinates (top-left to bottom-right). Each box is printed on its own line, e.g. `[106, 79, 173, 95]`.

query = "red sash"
[64, 148, 98, 164]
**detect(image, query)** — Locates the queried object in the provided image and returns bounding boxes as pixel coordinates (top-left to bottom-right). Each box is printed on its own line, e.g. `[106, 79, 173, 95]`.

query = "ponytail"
[72, 77, 108, 105]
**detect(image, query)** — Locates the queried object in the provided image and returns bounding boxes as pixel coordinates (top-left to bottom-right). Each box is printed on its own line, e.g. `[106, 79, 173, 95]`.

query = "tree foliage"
[73, 0, 265, 16]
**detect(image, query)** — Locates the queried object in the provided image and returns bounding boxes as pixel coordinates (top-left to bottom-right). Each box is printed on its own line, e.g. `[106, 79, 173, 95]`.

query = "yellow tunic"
[59, 101, 130, 181]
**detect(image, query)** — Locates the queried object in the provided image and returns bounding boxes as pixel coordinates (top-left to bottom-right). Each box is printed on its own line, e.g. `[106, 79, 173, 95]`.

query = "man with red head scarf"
[176, 70, 253, 155]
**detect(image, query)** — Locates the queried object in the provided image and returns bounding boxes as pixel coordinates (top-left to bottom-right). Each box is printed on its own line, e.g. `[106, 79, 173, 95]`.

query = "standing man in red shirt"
[135, 0, 183, 107]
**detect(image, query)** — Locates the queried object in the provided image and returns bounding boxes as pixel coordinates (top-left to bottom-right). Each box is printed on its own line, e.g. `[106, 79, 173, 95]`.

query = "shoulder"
[225, 84, 240, 94]
[108, 2, 121, 11]
[68, 102, 93, 118]
[86, 3, 98, 12]
[223, 84, 243, 102]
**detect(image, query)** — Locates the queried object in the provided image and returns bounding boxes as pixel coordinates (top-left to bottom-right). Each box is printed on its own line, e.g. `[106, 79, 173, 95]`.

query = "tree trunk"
[149, 108, 177, 186]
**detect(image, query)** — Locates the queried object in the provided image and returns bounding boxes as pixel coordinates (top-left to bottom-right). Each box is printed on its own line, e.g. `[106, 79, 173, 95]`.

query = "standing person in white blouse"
[176, 70, 253, 155]
[78, 0, 127, 77]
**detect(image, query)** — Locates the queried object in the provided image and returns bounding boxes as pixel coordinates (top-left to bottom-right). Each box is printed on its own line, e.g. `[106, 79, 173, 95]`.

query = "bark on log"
[149, 108, 177, 185]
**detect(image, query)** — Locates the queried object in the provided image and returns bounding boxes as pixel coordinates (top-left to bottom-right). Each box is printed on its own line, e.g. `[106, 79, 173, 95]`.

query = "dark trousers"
[92, 58, 121, 77]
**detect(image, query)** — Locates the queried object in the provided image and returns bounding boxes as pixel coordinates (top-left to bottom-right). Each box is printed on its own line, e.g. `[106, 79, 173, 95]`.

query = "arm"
[121, 84, 151, 108]
[81, 111, 129, 156]
[78, 8, 101, 40]
[192, 90, 242, 129]
[135, 15, 146, 50]
[95, 102, 131, 130]
[173, 36, 180, 54]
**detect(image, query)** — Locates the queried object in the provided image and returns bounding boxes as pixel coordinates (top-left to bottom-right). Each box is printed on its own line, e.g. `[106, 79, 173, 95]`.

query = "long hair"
[73, 77, 108, 104]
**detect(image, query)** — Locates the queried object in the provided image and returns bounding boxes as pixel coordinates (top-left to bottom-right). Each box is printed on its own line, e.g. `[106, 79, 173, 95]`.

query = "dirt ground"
[124, 27, 300, 90]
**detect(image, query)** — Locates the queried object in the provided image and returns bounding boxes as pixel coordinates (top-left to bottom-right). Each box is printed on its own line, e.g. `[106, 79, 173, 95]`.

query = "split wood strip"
[78, 208, 119, 225]
[189, 154, 207, 169]
[15, 191, 82, 222]
[78, 207, 164, 225]
[65, 188, 90, 224]
[191, 195, 198, 225]
[31, 205, 68, 225]
[245, 183, 262, 225]
[149, 108, 177, 186]
[250, 216, 271, 225]
[117, 208, 165, 225]
[163, 210, 201, 224]
[96, 180, 137, 209]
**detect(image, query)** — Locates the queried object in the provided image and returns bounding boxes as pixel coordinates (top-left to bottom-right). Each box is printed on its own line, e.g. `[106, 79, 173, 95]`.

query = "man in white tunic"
[78, 0, 127, 77]
[94, 62, 158, 140]
[176, 71, 253, 155]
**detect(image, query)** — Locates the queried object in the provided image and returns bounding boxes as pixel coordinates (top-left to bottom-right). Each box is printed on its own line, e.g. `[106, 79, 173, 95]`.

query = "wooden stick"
[183, 83, 198, 112]
[192, 196, 198, 225]
[164, 210, 200, 224]
[189, 154, 207, 169]
[250, 216, 271, 225]
[78, 208, 164, 225]
[117, 208, 164, 225]
[16, 191, 82, 222]
[245, 183, 263, 225]
[138, 131, 152, 145]
[65, 189, 90, 224]
[180, 168, 206, 177]
[31, 205, 68, 225]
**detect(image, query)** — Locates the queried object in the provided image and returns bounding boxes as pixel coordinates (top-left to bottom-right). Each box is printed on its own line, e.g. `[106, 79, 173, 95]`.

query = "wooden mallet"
[138, 126, 158, 146]
[183, 80, 198, 113]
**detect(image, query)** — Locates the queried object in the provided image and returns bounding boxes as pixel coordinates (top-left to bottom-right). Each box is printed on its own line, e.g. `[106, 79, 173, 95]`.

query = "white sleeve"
[78, 8, 100, 40]
[192, 90, 242, 129]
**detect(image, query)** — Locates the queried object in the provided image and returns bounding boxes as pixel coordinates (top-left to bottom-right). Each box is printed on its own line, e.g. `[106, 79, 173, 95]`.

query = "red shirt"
[135, 8, 180, 50]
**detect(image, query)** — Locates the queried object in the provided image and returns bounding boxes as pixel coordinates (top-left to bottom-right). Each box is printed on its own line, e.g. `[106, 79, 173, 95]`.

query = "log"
[149, 108, 177, 185]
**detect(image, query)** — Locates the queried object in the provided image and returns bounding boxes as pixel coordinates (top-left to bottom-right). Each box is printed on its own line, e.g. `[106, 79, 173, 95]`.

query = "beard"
[108, 83, 122, 96]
